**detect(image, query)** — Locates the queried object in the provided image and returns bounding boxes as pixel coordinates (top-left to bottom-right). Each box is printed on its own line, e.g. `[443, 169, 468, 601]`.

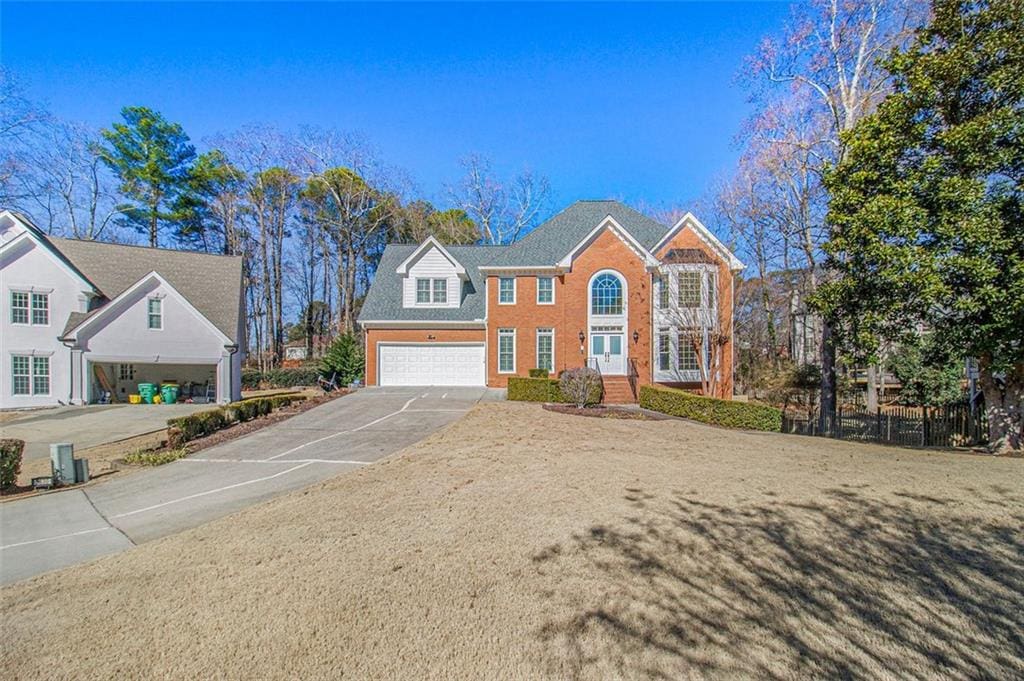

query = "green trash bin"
[138, 383, 157, 404]
[160, 383, 180, 405]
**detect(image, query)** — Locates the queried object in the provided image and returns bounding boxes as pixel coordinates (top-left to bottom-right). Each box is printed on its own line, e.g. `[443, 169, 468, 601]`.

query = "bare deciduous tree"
[449, 154, 550, 245]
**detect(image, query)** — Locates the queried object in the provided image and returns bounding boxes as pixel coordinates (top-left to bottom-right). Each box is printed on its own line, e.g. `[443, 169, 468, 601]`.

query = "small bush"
[640, 385, 781, 432]
[168, 394, 310, 447]
[1, 439, 25, 488]
[508, 377, 565, 403]
[528, 368, 550, 378]
[241, 368, 262, 389]
[123, 447, 190, 466]
[319, 333, 364, 386]
[559, 368, 603, 408]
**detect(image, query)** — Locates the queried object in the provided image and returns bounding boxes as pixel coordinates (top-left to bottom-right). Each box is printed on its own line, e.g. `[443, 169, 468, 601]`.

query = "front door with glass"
[590, 328, 625, 374]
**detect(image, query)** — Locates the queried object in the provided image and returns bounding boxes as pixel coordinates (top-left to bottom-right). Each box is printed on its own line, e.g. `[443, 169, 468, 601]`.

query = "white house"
[0, 210, 245, 408]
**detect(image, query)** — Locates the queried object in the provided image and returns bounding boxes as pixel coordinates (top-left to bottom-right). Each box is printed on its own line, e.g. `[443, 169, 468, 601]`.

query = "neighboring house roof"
[493, 200, 670, 267]
[48, 237, 244, 343]
[359, 244, 507, 323]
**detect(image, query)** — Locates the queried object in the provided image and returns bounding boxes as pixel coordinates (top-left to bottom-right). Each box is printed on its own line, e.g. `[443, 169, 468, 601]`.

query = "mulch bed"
[542, 403, 664, 420]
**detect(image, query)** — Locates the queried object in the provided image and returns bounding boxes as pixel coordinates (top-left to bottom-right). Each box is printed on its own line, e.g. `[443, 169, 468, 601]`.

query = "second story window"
[10, 291, 29, 324]
[498, 277, 516, 304]
[31, 293, 49, 325]
[10, 291, 49, 325]
[416, 278, 448, 304]
[678, 272, 701, 308]
[656, 275, 669, 309]
[536, 277, 553, 304]
[148, 297, 163, 330]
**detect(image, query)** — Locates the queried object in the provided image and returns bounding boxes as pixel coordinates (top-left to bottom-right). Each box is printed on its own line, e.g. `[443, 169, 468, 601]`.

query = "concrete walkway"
[2, 403, 209, 460]
[0, 387, 496, 585]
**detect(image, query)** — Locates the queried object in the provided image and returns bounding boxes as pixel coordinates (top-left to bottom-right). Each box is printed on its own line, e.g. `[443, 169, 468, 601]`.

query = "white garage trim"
[378, 342, 486, 387]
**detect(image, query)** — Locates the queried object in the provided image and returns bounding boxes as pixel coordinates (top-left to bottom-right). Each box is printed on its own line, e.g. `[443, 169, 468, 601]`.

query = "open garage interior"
[378, 343, 486, 386]
[90, 362, 218, 404]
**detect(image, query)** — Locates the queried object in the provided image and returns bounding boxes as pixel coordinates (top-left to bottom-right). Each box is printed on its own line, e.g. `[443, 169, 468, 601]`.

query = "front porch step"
[601, 377, 637, 404]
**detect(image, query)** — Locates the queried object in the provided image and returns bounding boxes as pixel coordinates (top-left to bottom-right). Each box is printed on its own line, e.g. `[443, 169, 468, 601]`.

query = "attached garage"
[378, 343, 485, 386]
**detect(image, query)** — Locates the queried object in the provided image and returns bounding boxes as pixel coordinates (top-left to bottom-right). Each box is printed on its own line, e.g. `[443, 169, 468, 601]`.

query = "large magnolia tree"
[818, 0, 1023, 452]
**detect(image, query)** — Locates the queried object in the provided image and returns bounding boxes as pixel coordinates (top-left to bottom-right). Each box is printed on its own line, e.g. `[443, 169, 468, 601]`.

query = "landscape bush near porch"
[167, 394, 308, 447]
[507, 375, 603, 406]
[0, 439, 25, 489]
[640, 385, 782, 432]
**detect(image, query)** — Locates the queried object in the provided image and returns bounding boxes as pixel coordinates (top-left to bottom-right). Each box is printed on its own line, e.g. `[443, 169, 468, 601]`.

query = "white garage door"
[379, 343, 486, 386]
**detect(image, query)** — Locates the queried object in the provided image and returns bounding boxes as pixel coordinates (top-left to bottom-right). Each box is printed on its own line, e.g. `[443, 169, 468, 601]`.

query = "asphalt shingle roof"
[358, 200, 674, 323]
[358, 244, 508, 322]
[48, 237, 244, 343]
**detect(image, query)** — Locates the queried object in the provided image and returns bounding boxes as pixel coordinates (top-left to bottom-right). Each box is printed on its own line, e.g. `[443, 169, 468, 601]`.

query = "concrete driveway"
[0, 387, 494, 585]
[2, 403, 210, 460]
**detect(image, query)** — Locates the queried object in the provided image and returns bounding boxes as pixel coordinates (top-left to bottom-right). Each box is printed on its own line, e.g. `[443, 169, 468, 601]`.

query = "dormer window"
[415, 278, 448, 305]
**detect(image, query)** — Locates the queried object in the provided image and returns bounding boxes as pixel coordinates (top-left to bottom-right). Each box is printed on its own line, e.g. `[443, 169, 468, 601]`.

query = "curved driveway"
[1, 387, 493, 585]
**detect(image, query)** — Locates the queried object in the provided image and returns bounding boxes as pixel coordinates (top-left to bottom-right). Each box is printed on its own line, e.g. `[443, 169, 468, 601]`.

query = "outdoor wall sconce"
[632, 330, 640, 344]
[427, 334, 436, 341]
[578, 330, 585, 344]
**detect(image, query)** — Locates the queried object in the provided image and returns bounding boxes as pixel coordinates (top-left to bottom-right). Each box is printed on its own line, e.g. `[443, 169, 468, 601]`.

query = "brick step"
[601, 377, 637, 404]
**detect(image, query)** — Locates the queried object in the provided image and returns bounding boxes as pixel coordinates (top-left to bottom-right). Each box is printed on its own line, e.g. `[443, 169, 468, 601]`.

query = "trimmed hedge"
[508, 377, 566, 403]
[242, 367, 321, 389]
[168, 394, 309, 447]
[1, 438, 25, 488]
[639, 385, 782, 432]
[528, 368, 550, 378]
[507, 376, 602, 405]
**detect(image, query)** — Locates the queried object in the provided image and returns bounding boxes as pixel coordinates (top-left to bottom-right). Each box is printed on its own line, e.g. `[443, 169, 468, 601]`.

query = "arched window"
[591, 273, 623, 315]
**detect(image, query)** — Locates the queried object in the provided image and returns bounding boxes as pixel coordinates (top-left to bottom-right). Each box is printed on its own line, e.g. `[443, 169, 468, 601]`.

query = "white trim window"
[677, 329, 702, 373]
[591, 272, 624, 315]
[498, 277, 516, 304]
[656, 275, 669, 310]
[416, 278, 431, 304]
[707, 271, 717, 312]
[657, 328, 671, 372]
[536, 276, 554, 304]
[536, 328, 554, 372]
[10, 291, 29, 324]
[498, 328, 516, 373]
[11, 355, 49, 395]
[148, 297, 163, 330]
[31, 292, 49, 326]
[432, 279, 448, 304]
[678, 272, 701, 308]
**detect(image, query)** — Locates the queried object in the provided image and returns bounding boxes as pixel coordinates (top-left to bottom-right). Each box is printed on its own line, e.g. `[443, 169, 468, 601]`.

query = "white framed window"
[536, 277, 554, 304]
[677, 329, 701, 372]
[498, 277, 516, 304]
[591, 273, 623, 315]
[11, 355, 49, 395]
[657, 328, 671, 371]
[416, 278, 431, 304]
[707, 271, 717, 312]
[31, 292, 49, 325]
[498, 328, 516, 373]
[11, 355, 30, 395]
[33, 357, 50, 395]
[10, 291, 29, 324]
[678, 272, 701, 308]
[536, 328, 554, 372]
[148, 297, 163, 330]
[432, 278, 447, 304]
[656, 275, 669, 309]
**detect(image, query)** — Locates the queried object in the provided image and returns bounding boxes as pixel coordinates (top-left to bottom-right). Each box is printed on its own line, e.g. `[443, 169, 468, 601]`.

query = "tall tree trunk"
[866, 364, 878, 411]
[149, 204, 158, 248]
[979, 356, 1023, 453]
[258, 221, 275, 368]
[819, 322, 837, 434]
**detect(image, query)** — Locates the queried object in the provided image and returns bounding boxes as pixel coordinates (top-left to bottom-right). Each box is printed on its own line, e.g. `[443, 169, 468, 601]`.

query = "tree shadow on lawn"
[534, 486, 1024, 680]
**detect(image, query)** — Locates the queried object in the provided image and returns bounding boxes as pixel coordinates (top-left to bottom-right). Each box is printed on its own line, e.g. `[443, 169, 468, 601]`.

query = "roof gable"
[395, 236, 467, 278]
[0, 211, 99, 293]
[555, 215, 658, 269]
[653, 212, 744, 271]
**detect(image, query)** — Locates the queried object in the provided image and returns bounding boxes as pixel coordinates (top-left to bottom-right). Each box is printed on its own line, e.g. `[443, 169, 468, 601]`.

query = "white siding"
[0, 236, 92, 407]
[401, 247, 461, 309]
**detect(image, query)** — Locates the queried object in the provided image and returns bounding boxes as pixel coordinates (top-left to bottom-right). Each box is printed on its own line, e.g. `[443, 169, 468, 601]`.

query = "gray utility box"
[50, 443, 75, 485]
[74, 458, 90, 484]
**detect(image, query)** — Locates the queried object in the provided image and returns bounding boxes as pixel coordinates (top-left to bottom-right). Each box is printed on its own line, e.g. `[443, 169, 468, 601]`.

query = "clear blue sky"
[2, 1, 789, 212]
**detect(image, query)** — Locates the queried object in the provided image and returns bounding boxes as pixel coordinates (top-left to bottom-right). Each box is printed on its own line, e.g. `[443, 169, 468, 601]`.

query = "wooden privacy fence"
[782, 402, 987, 448]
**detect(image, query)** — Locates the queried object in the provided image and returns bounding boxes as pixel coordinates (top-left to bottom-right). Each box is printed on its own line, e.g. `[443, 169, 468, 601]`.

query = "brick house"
[358, 200, 744, 402]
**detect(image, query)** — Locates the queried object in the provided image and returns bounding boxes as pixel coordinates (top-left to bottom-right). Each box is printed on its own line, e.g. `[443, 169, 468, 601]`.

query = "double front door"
[590, 329, 625, 375]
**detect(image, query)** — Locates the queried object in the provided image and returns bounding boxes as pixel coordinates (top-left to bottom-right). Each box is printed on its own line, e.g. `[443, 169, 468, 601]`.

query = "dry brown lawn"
[3, 402, 1022, 680]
